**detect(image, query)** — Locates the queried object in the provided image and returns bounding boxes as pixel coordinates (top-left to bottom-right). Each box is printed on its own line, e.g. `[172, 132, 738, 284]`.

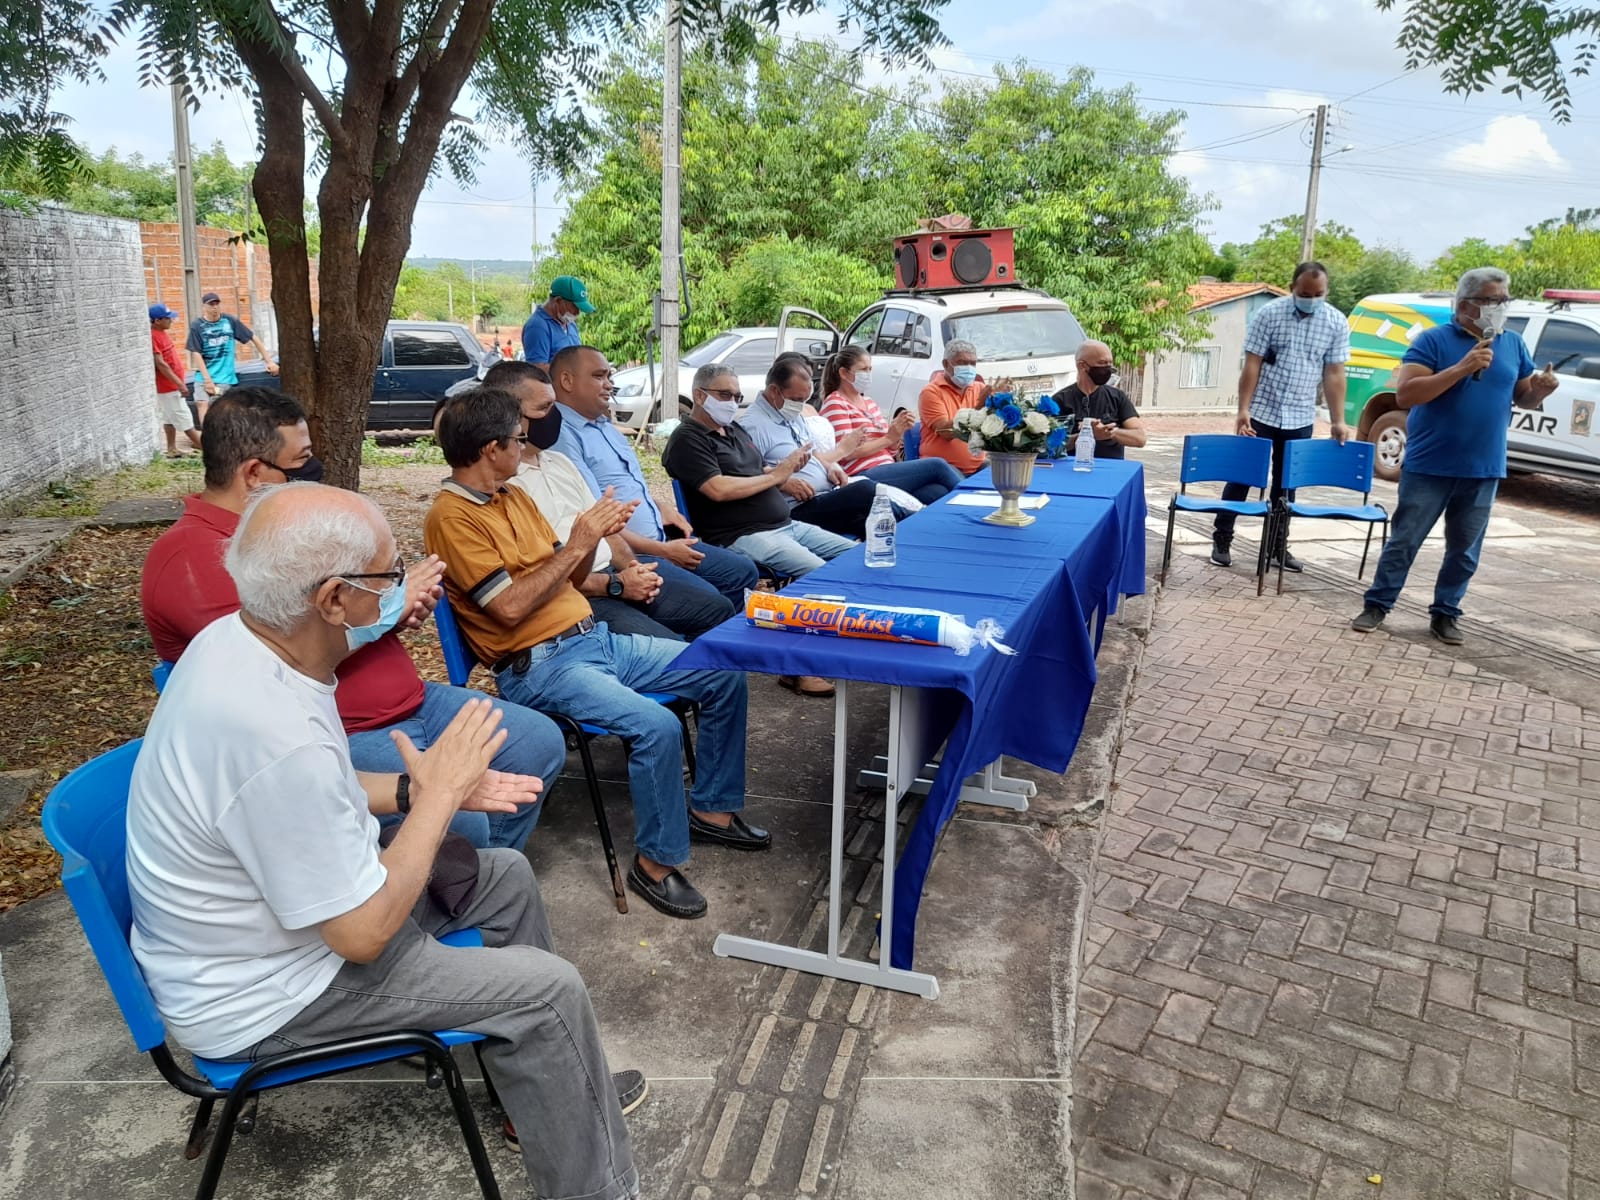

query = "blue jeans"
[627, 554, 736, 638]
[494, 625, 748, 867]
[1214, 418, 1313, 543]
[1364, 470, 1499, 619]
[346, 682, 566, 851]
[864, 458, 963, 503]
[654, 541, 759, 610]
[730, 520, 856, 580]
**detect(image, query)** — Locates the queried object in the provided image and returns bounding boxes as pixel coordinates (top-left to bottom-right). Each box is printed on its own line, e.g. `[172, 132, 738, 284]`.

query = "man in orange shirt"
[918, 339, 1007, 476]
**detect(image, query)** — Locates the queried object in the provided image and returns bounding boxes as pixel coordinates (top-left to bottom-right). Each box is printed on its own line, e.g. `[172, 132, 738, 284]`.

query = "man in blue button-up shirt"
[550, 345, 759, 610]
[740, 355, 880, 540]
[1352, 267, 1558, 645]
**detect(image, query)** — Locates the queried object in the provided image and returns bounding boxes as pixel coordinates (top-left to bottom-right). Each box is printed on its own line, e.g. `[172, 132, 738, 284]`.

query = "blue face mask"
[1293, 295, 1322, 315]
[343, 577, 409, 651]
[951, 365, 978, 388]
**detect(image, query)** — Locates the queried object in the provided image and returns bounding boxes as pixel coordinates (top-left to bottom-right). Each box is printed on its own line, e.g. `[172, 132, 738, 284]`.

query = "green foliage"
[1427, 213, 1600, 299]
[0, 140, 261, 228]
[0, 0, 106, 201]
[1377, 0, 1600, 122]
[1214, 215, 1423, 312]
[543, 39, 1213, 363]
[391, 261, 530, 324]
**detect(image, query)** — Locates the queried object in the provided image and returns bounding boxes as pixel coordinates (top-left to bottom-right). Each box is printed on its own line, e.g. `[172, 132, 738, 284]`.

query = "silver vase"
[983, 451, 1038, 526]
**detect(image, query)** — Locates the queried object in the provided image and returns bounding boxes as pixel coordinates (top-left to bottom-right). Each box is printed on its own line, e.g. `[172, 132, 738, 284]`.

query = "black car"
[234, 320, 493, 430]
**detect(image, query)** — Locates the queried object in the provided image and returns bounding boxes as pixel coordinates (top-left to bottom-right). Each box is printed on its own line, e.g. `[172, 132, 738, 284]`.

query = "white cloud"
[1443, 115, 1566, 174]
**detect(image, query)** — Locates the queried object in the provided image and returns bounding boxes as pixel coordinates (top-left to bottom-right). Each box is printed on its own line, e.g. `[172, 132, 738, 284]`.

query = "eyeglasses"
[315, 556, 407, 593]
[1467, 296, 1509, 305]
[706, 388, 743, 403]
[506, 434, 529, 445]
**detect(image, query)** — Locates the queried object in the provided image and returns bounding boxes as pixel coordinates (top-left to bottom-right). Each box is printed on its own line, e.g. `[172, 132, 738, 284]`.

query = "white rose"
[980, 413, 1005, 438]
[953, 408, 976, 429]
[1012, 430, 1027, 448]
[969, 434, 985, 452]
[1024, 411, 1050, 434]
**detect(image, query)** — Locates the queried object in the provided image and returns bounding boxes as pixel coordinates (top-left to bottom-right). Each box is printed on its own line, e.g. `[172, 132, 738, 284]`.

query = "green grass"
[21, 454, 202, 519]
[362, 436, 447, 467]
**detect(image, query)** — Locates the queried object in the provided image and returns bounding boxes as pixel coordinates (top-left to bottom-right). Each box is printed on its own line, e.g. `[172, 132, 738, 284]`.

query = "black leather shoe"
[1430, 614, 1465, 645]
[613, 1069, 649, 1115]
[688, 811, 773, 851]
[1209, 537, 1232, 568]
[626, 861, 707, 919]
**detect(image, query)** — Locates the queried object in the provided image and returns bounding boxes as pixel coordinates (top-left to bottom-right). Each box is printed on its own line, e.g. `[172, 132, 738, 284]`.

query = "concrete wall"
[0, 207, 157, 504]
[1140, 300, 1252, 410]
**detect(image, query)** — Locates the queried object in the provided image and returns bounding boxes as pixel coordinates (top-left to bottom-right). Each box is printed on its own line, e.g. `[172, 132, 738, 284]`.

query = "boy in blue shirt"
[1352, 268, 1558, 644]
[187, 291, 278, 424]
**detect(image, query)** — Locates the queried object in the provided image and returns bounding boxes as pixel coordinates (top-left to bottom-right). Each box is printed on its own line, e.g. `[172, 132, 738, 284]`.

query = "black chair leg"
[183, 1098, 215, 1161]
[1256, 515, 1271, 597]
[429, 1044, 503, 1200]
[472, 1043, 503, 1112]
[1360, 522, 1374, 578]
[569, 724, 628, 913]
[1160, 505, 1177, 583]
[676, 702, 697, 784]
[193, 1085, 251, 1200]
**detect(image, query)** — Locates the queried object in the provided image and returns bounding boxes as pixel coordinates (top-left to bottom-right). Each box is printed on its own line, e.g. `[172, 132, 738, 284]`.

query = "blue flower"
[987, 391, 1013, 411]
[1036, 395, 1059, 416]
[1000, 403, 1024, 428]
[1046, 427, 1069, 456]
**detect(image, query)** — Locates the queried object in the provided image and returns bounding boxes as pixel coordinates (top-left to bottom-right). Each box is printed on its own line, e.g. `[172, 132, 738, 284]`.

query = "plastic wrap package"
[744, 592, 1013, 656]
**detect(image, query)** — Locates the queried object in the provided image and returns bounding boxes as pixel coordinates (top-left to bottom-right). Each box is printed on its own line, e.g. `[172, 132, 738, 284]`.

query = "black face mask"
[264, 456, 324, 483]
[525, 408, 563, 450]
[1086, 365, 1115, 386]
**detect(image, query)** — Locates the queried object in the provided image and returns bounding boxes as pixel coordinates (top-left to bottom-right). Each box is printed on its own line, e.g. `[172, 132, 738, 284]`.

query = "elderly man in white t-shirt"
[125, 482, 641, 1200]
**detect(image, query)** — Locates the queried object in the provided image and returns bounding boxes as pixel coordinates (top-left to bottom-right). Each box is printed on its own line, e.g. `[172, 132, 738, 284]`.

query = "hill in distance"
[406, 257, 533, 276]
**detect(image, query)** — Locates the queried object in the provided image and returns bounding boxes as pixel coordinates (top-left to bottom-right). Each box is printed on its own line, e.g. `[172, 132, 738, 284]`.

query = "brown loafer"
[779, 674, 835, 697]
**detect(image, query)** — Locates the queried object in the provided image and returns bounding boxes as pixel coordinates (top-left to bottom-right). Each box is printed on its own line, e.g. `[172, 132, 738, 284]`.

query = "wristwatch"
[396, 773, 411, 814]
[605, 568, 625, 599]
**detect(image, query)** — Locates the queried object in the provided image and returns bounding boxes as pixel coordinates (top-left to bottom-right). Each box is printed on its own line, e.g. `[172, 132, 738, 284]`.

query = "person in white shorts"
[150, 304, 201, 457]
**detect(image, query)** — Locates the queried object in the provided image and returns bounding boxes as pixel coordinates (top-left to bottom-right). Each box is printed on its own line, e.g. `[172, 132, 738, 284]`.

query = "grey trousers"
[241, 849, 639, 1200]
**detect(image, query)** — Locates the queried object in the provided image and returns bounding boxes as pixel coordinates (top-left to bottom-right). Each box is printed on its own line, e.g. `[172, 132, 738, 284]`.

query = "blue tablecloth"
[960, 457, 1148, 609]
[672, 468, 1145, 971]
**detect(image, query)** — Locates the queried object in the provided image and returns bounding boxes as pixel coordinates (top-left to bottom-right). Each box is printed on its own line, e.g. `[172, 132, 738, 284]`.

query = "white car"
[608, 327, 835, 431]
[778, 287, 1087, 417]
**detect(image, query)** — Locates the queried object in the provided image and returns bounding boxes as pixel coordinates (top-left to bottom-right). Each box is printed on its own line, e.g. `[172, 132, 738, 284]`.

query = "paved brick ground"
[1073, 548, 1600, 1200]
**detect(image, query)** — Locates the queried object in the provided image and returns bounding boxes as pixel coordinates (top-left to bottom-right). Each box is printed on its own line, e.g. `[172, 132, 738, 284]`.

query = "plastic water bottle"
[1074, 421, 1096, 472]
[864, 490, 897, 568]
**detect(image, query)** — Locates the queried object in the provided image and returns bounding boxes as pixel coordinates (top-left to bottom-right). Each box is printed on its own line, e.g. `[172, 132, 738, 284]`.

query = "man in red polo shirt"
[150, 303, 202, 458]
[140, 387, 564, 850]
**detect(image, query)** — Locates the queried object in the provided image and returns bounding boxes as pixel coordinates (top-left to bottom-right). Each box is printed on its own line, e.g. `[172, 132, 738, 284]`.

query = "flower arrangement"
[952, 390, 1077, 457]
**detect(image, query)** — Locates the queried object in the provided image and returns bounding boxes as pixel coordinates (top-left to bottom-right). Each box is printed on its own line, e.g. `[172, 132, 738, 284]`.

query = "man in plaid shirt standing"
[1211, 261, 1350, 572]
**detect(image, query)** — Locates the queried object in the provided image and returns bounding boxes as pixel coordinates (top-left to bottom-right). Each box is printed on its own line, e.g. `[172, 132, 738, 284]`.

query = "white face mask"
[703, 397, 739, 426]
[781, 399, 807, 419]
[1471, 302, 1509, 335]
[852, 370, 872, 389]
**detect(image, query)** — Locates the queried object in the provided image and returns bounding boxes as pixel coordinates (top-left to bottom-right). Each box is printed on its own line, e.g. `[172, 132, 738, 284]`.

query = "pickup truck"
[235, 320, 493, 431]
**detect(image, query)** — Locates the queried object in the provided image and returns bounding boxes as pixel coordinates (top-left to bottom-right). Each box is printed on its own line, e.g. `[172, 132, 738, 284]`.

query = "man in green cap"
[521, 275, 595, 370]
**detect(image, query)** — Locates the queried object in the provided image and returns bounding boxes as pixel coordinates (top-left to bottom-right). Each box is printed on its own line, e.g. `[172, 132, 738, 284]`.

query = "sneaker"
[1268, 549, 1304, 573]
[1350, 605, 1387, 633]
[1209, 537, 1232, 568]
[1430, 614, 1465, 645]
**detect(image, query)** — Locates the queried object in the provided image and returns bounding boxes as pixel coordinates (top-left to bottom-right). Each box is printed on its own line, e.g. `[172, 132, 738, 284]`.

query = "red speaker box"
[892, 228, 1016, 290]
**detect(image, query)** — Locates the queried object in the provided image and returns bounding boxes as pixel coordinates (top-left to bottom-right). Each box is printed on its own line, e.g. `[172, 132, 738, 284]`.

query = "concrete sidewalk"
[1075, 493, 1600, 1198]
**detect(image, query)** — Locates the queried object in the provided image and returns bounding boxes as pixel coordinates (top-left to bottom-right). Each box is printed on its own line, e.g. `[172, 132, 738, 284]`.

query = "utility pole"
[1299, 104, 1328, 265]
[658, 0, 683, 428]
[170, 83, 202, 326]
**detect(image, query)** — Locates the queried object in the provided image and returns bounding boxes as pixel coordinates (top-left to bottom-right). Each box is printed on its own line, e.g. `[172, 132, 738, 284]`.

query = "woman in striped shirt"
[819, 347, 963, 504]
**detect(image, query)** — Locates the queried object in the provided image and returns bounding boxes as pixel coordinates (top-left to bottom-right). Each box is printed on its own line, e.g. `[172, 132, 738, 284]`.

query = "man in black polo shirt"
[1050, 340, 1147, 459]
[663, 363, 853, 697]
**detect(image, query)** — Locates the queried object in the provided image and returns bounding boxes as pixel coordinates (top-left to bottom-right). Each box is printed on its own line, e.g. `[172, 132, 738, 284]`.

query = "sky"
[49, 0, 1600, 275]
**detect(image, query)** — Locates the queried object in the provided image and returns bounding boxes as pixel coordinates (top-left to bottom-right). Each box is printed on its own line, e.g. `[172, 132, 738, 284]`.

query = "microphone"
[1472, 336, 1493, 382]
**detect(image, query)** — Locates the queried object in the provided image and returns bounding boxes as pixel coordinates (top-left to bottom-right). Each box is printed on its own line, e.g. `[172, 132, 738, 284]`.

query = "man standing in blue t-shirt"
[187, 291, 278, 424]
[520, 276, 592, 370]
[1352, 268, 1558, 644]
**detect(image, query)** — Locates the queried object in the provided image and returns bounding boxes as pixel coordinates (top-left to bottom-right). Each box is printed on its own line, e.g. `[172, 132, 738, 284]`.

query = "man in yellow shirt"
[424, 387, 767, 920]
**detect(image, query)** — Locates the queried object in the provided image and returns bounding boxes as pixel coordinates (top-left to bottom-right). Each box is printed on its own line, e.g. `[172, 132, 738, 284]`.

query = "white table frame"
[711, 679, 1037, 999]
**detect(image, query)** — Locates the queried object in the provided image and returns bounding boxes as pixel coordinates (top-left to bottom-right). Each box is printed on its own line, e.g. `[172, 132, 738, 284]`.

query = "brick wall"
[0, 207, 157, 506]
[139, 222, 320, 358]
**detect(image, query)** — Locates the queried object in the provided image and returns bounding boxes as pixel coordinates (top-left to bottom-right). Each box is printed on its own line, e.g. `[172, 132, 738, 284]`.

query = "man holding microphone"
[1351, 268, 1558, 644]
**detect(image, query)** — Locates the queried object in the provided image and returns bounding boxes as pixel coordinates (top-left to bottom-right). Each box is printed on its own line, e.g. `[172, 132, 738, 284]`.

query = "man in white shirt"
[486, 360, 733, 640]
[126, 481, 641, 1200]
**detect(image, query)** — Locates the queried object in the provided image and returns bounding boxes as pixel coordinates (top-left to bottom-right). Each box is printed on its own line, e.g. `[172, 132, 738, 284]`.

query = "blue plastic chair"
[1276, 439, 1388, 595]
[433, 596, 694, 915]
[40, 740, 502, 1200]
[901, 424, 921, 461]
[151, 660, 174, 692]
[1161, 435, 1275, 596]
